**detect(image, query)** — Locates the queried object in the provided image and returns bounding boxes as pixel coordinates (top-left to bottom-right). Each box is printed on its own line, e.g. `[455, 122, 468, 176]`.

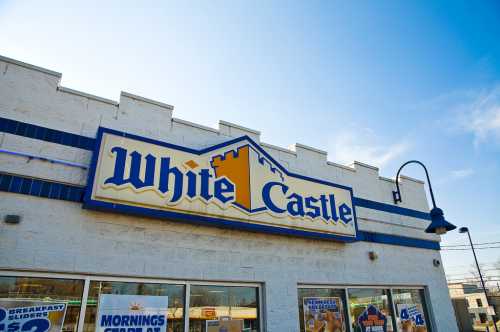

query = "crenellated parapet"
[0, 54, 430, 231]
[219, 120, 261, 143]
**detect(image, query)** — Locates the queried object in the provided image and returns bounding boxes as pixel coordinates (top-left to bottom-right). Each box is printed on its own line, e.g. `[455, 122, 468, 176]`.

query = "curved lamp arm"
[394, 160, 456, 234]
[393, 160, 437, 208]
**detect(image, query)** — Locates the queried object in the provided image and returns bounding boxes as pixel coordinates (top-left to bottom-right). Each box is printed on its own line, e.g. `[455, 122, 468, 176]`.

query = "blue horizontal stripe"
[0, 172, 439, 250]
[0, 116, 95, 150]
[353, 197, 430, 220]
[357, 231, 439, 250]
[0, 172, 85, 202]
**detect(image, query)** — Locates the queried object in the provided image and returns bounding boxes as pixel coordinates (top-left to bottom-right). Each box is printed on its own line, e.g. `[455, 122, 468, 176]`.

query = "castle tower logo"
[211, 145, 253, 211]
[211, 145, 285, 213]
[85, 127, 358, 241]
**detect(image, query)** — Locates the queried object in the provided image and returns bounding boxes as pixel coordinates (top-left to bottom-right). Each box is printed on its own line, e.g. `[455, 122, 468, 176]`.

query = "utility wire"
[447, 274, 500, 279]
[446, 273, 499, 278]
[442, 241, 500, 247]
[447, 278, 500, 282]
[446, 274, 500, 279]
[446, 269, 500, 276]
[447, 285, 500, 288]
[441, 246, 500, 251]
[447, 263, 499, 268]
[446, 287, 498, 290]
[447, 279, 500, 284]
[446, 273, 500, 279]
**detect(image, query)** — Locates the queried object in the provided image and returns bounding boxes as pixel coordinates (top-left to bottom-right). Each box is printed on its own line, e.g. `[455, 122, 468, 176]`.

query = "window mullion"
[344, 288, 354, 332]
[258, 285, 265, 332]
[389, 288, 399, 332]
[77, 277, 91, 332]
[184, 283, 190, 332]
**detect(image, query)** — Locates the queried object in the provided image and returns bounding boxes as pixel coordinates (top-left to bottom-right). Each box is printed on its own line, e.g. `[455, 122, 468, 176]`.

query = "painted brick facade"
[0, 55, 458, 331]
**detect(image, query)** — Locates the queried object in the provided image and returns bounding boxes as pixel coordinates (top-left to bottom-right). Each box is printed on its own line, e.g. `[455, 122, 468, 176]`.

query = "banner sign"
[84, 128, 358, 241]
[303, 297, 345, 332]
[357, 305, 387, 332]
[397, 304, 426, 329]
[96, 295, 168, 332]
[0, 300, 67, 332]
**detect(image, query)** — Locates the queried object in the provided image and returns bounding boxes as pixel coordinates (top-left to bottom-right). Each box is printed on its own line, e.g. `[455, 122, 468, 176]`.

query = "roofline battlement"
[0, 54, 62, 78]
[0, 54, 427, 196]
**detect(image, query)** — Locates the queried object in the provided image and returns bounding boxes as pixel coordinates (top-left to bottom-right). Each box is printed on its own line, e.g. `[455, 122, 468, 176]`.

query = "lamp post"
[393, 160, 456, 234]
[459, 227, 499, 332]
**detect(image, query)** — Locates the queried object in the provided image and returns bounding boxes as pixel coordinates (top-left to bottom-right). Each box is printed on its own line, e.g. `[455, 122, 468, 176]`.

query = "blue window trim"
[0, 172, 440, 250]
[0, 117, 432, 221]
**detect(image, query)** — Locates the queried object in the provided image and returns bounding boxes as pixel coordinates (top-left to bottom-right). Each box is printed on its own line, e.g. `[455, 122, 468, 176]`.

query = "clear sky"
[1, 0, 500, 282]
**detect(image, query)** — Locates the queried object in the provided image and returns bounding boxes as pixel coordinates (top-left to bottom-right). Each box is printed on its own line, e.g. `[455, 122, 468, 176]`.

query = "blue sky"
[1, 0, 500, 280]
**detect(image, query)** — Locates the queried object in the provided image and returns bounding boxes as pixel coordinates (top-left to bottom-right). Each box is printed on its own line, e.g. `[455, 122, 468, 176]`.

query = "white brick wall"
[0, 55, 458, 332]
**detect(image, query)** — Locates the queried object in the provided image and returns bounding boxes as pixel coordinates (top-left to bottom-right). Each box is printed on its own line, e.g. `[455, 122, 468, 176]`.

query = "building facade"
[449, 283, 498, 327]
[0, 55, 458, 332]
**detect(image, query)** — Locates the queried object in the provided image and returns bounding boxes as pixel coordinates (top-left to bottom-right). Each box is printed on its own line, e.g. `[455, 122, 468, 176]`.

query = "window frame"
[0, 272, 436, 332]
[391, 287, 434, 332]
[477, 298, 483, 307]
[0, 272, 87, 332]
[0, 270, 264, 332]
[297, 286, 350, 332]
[347, 287, 396, 332]
[298, 284, 435, 332]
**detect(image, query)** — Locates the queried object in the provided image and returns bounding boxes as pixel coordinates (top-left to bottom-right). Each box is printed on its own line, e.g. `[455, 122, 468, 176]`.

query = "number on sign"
[0, 308, 6, 332]
[0, 314, 50, 332]
[400, 308, 410, 320]
[8, 322, 21, 332]
[414, 314, 425, 326]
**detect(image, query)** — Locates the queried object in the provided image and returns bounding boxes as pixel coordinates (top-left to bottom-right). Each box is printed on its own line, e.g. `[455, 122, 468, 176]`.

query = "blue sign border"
[83, 127, 359, 242]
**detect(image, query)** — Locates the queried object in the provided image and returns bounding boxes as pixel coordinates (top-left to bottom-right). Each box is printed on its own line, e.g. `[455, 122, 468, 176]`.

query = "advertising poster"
[303, 297, 345, 332]
[0, 299, 67, 332]
[357, 305, 387, 332]
[95, 294, 169, 332]
[201, 308, 217, 320]
[397, 304, 427, 332]
[206, 319, 243, 332]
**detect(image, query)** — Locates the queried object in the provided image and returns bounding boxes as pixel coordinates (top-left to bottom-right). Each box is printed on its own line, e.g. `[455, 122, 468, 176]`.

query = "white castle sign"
[84, 128, 358, 241]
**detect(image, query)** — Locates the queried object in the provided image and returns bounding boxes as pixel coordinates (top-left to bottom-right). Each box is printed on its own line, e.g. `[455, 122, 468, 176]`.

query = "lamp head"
[425, 207, 457, 234]
[459, 227, 469, 234]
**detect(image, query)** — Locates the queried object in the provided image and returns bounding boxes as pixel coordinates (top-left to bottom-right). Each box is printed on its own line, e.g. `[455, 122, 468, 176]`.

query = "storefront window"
[347, 288, 394, 332]
[0, 276, 84, 332]
[83, 281, 185, 332]
[392, 289, 431, 332]
[188, 285, 259, 332]
[298, 288, 348, 332]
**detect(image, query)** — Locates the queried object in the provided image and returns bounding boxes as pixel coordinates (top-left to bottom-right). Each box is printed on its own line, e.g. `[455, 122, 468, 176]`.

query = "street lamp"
[393, 160, 456, 235]
[459, 227, 499, 332]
